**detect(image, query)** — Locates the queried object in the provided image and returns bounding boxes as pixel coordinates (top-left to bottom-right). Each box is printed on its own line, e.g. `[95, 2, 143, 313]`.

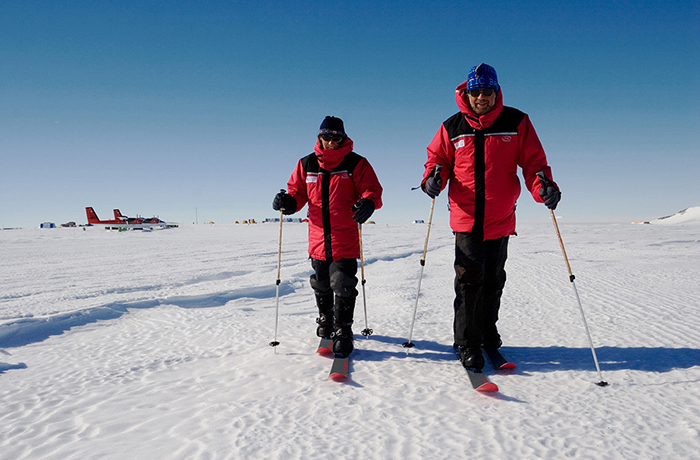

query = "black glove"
[539, 185, 561, 210]
[536, 171, 561, 210]
[422, 165, 443, 198]
[352, 198, 375, 224]
[272, 190, 297, 215]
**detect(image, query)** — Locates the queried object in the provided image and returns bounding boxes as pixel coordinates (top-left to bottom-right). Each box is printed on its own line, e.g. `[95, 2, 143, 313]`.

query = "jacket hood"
[313, 137, 354, 170]
[455, 80, 504, 130]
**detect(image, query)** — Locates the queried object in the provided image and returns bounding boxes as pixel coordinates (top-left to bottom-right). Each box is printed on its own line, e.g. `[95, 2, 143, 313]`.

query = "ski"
[483, 347, 516, 370]
[329, 353, 351, 381]
[463, 367, 498, 392]
[318, 338, 351, 381]
[453, 345, 498, 392]
[317, 337, 333, 355]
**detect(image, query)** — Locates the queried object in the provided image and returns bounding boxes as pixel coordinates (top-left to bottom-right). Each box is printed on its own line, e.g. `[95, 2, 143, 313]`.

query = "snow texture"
[2, 215, 700, 459]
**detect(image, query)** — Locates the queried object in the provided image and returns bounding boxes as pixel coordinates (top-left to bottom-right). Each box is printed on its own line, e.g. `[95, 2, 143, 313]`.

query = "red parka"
[287, 137, 383, 261]
[422, 82, 557, 240]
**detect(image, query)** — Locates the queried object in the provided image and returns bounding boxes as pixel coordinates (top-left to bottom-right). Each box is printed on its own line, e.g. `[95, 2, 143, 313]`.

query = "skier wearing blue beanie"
[421, 63, 561, 370]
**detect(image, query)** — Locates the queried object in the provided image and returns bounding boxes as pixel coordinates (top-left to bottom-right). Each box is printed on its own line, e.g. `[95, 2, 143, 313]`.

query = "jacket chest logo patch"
[454, 139, 466, 149]
[502, 136, 512, 142]
[306, 175, 318, 183]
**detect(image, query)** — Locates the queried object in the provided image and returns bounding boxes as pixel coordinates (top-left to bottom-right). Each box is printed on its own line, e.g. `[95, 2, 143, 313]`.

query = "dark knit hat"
[319, 116, 346, 138]
[466, 63, 499, 92]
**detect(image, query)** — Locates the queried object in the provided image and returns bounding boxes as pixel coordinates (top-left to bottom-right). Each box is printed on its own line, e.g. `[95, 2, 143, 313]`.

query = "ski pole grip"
[536, 171, 549, 188]
[279, 189, 287, 212]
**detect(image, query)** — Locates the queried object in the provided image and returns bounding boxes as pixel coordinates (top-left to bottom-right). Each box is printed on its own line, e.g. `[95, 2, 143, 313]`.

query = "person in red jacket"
[273, 116, 383, 356]
[421, 64, 561, 370]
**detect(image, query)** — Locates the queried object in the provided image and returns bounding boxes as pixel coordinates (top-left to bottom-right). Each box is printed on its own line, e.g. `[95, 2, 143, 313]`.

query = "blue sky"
[1, 0, 698, 228]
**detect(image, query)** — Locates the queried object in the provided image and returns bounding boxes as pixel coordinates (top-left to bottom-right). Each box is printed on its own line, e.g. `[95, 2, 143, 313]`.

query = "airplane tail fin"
[86, 207, 100, 223]
[114, 209, 126, 220]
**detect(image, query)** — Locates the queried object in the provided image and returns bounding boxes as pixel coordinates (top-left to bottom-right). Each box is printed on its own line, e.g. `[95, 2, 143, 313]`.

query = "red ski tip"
[499, 362, 516, 370]
[329, 373, 348, 381]
[476, 382, 499, 392]
[317, 337, 333, 355]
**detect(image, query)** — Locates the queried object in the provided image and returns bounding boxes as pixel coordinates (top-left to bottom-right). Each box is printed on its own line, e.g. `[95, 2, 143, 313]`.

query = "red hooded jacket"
[422, 82, 557, 240]
[287, 138, 383, 261]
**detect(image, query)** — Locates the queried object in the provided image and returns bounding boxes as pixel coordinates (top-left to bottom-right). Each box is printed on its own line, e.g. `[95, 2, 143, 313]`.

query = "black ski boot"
[331, 296, 355, 355]
[331, 326, 354, 356]
[458, 346, 485, 370]
[315, 294, 334, 339]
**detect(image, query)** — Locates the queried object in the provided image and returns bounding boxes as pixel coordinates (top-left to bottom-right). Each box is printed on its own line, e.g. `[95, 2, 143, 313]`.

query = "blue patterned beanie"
[466, 64, 499, 92]
[319, 116, 346, 138]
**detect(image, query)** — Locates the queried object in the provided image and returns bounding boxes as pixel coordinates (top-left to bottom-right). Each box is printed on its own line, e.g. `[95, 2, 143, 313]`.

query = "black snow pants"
[453, 232, 509, 348]
[309, 258, 358, 300]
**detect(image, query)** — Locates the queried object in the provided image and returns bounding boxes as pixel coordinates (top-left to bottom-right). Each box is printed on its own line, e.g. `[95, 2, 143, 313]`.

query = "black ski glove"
[422, 165, 443, 199]
[536, 172, 562, 210]
[352, 198, 375, 224]
[272, 190, 297, 215]
[540, 186, 561, 210]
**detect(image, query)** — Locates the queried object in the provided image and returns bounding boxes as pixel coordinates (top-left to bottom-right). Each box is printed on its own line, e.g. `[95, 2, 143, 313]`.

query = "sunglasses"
[468, 88, 495, 97]
[320, 134, 344, 142]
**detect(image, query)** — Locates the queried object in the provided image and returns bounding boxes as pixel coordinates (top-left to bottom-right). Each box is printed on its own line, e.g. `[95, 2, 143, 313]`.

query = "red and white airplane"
[85, 207, 175, 229]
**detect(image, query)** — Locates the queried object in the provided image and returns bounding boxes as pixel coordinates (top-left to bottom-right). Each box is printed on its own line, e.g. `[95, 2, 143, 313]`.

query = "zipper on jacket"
[473, 130, 485, 238]
[321, 170, 333, 261]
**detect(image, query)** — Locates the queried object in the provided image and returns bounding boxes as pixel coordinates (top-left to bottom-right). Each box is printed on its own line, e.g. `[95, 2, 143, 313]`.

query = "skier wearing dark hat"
[421, 63, 561, 370]
[273, 116, 383, 355]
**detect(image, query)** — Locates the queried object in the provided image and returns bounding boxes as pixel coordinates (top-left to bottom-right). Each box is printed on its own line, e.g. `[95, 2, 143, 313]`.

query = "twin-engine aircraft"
[85, 207, 175, 229]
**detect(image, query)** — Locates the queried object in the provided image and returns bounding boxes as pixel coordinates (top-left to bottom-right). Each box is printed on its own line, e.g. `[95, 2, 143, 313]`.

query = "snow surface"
[2, 218, 700, 460]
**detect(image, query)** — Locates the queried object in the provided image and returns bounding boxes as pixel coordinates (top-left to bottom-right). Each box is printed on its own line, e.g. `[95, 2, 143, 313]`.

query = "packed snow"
[2, 214, 700, 459]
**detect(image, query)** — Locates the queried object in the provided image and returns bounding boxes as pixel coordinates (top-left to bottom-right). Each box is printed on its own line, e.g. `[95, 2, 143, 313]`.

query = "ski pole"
[269, 194, 286, 350]
[358, 223, 373, 337]
[403, 165, 441, 348]
[537, 172, 608, 387]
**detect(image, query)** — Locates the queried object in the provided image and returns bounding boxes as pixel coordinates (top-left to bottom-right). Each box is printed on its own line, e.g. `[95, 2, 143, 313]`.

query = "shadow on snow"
[0, 282, 295, 349]
[0, 362, 28, 375]
[358, 336, 700, 374]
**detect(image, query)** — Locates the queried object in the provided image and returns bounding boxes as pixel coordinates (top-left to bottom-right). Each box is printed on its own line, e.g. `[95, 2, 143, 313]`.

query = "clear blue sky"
[1, 0, 698, 228]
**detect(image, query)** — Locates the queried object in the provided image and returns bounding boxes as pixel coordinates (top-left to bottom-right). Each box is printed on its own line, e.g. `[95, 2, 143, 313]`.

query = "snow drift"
[651, 206, 700, 225]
